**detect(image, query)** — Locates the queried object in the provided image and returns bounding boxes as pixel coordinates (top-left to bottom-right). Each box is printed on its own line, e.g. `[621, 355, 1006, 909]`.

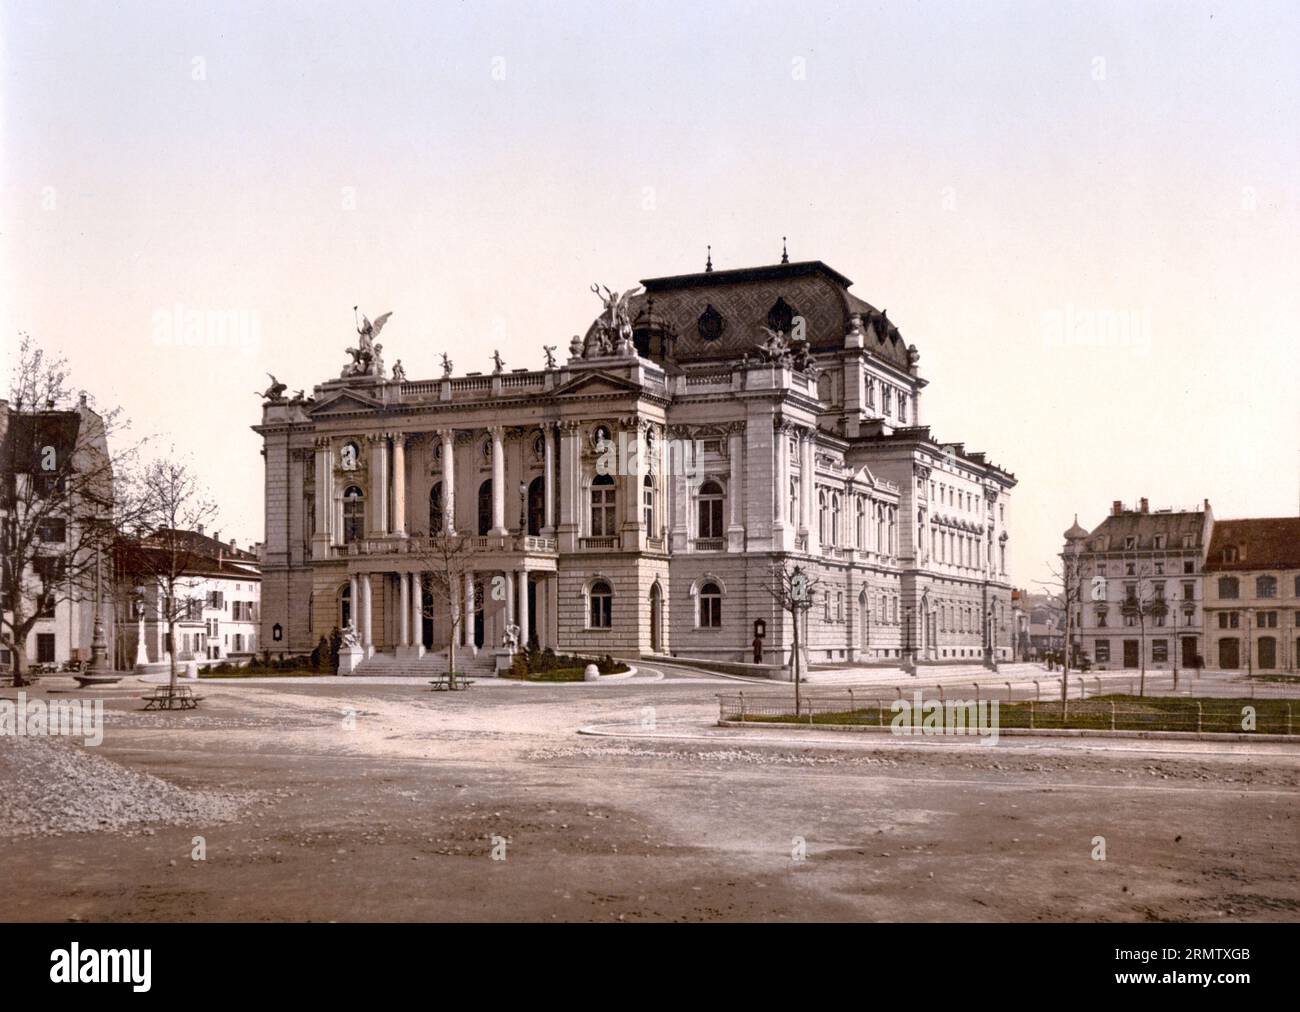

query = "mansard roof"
[1082, 509, 1206, 552]
[585, 259, 915, 372]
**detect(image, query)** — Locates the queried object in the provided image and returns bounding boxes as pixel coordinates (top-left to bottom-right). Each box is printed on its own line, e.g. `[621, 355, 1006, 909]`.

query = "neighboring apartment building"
[1203, 517, 1300, 674]
[1063, 499, 1213, 671]
[116, 527, 261, 667]
[255, 256, 1017, 672]
[0, 395, 114, 670]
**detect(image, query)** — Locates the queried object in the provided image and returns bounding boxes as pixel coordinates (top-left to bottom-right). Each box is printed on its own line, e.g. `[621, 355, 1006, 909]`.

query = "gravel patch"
[0, 735, 253, 837]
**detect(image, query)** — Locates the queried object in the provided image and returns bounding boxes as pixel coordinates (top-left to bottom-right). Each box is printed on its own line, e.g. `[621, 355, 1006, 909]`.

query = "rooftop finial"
[705, 245, 713, 273]
[781, 236, 789, 264]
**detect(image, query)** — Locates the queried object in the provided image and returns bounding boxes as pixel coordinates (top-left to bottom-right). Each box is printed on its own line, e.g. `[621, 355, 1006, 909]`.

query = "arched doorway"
[339, 583, 352, 629]
[527, 476, 545, 536]
[649, 582, 662, 653]
[858, 589, 869, 653]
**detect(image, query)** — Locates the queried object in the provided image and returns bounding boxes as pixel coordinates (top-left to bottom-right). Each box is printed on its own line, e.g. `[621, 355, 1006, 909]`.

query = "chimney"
[1112, 500, 1123, 516]
[197, 523, 205, 536]
[1140, 498, 1149, 514]
[214, 530, 221, 543]
[229, 538, 237, 550]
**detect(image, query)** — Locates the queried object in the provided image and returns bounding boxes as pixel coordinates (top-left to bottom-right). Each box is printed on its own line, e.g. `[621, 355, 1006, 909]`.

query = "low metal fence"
[717, 691, 1298, 735]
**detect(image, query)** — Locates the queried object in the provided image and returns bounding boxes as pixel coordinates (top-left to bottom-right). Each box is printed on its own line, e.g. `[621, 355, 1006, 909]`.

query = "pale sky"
[3, 0, 1297, 589]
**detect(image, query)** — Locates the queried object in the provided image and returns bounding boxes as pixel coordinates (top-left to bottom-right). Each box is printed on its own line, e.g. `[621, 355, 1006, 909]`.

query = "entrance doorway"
[1123, 639, 1139, 668]
[1180, 636, 1197, 667]
[1218, 638, 1239, 669]
[649, 582, 662, 653]
[858, 590, 869, 652]
[473, 580, 485, 648]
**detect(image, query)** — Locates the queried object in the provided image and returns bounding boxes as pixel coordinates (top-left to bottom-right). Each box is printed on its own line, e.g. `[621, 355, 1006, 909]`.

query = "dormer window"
[1222, 546, 1239, 563]
[766, 297, 796, 334]
[1124, 536, 1136, 550]
[1153, 534, 1165, 549]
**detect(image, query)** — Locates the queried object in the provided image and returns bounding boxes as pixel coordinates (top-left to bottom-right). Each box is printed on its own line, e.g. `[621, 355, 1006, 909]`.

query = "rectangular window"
[1258, 611, 1278, 628]
[36, 633, 56, 663]
[1152, 640, 1168, 662]
[1095, 640, 1110, 663]
[38, 518, 67, 542]
[590, 488, 616, 536]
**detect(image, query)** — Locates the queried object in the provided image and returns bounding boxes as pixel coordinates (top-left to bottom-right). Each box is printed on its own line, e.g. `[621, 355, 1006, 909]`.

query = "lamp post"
[904, 606, 915, 675]
[83, 537, 110, 676]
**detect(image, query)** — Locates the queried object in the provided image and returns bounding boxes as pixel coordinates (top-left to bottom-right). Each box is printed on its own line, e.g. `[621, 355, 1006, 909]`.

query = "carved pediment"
[551, 370, 645, 400]
[308, 389, 386, 417]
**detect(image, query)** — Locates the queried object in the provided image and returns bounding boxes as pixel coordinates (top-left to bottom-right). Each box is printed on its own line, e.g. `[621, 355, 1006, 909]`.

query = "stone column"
[517, 571, 530, 648]
[439, 428, 456, 534]
[802, 432, 820, 553]
[399, 569, 410, 649]
[392, 434, 407, 537]
[620, 420, 641, 549]
[557, 421, 580, 552]
[369, 437, 389, 535]
[410, 571, 424, 657]
[361, 573, 374, 657]
[727, 424, 745, 551]
[490, 426, 506, 535]
[504, 570, 515, 625]
[463, 570, 476, 653]
[542, 423, 556, 534]
[313, 440, 333, 556]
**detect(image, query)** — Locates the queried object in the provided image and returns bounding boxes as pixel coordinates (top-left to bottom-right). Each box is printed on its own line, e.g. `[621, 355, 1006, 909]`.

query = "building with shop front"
[1203, 517, 1300, 674]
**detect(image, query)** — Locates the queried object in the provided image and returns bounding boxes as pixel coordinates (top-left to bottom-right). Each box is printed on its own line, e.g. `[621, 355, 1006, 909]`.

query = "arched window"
[818, 490, 829, 544]
[339, 583, 351, 628]
[858, 498, 868, 547]
[831, 493, 842, 546]
[697, 480, 724, 539]
[477, 480, 493, 536]
[876, 505, 885, 551]
[789, 478, 799, 525]
[342, 485, 365, 543]
[590, 474, 616, 536]
[642, 473, 655, 531]
[1256, 575, 1278, 598]
[429, 482, 444, 535]
[589, 580, 612, 628]
[1218, 577, 1239, 600]
[698, 581, 722, 628]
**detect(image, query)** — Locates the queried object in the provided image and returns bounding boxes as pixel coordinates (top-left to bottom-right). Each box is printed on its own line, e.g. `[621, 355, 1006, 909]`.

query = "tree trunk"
[12, 644, 29, 688]
[448, 605, 457, 678]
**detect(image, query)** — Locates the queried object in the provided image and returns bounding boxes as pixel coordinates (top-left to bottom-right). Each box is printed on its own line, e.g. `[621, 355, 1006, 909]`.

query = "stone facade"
[254, 259, 1017, 673]
[1062, 499, 1213, 672]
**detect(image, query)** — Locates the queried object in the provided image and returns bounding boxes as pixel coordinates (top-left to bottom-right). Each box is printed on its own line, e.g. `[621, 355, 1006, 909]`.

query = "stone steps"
[350, 650, 498, 677]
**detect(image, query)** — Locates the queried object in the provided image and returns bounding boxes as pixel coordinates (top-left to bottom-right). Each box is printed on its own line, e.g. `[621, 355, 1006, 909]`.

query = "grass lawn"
[200, 667, 326, 679]
[499, 667, 588, 682]
[734, 695, 1298, 735]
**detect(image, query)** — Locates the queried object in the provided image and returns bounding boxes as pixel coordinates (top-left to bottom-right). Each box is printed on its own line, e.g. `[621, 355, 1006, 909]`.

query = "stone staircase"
[349, 649, 499, 678]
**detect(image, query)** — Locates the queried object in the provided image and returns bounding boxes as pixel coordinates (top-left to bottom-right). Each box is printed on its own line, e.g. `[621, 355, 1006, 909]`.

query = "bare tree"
[1, 335, 136, 686]
[1039, 548, 1088, 719]
[762, 562, 820, 716]
[1120, 562, 1167, 697]
[118, 456, 218, 704]
[406, 531, 477, 680]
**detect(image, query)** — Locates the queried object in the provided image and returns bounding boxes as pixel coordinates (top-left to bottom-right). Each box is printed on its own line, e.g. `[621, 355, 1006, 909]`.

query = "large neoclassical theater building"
[254, 256, 1016, 673]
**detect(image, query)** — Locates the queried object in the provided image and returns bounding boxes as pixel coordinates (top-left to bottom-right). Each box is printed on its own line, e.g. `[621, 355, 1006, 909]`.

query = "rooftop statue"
[441, 352, 453, 378]
[342, 307, 392, 378]
[257, 373, 287, 402]
[588, 283, 641, 358]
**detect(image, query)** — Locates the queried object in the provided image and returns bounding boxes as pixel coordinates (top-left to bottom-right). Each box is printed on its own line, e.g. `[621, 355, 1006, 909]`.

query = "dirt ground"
[3, 666, 1299, 922]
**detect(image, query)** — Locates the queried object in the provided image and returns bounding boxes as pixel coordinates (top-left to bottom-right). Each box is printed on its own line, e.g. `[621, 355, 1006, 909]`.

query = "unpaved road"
[2, 671, 1298, 922]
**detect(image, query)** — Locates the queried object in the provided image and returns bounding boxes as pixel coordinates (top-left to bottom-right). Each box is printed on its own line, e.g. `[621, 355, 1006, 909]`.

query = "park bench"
[141, 685, 203, 710]
[429, 672, 474, 692]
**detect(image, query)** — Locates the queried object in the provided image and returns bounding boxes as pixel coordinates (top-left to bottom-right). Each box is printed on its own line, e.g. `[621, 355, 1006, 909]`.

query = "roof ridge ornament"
[781, 236, 789, 264]
[705, 245, 712, 272]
